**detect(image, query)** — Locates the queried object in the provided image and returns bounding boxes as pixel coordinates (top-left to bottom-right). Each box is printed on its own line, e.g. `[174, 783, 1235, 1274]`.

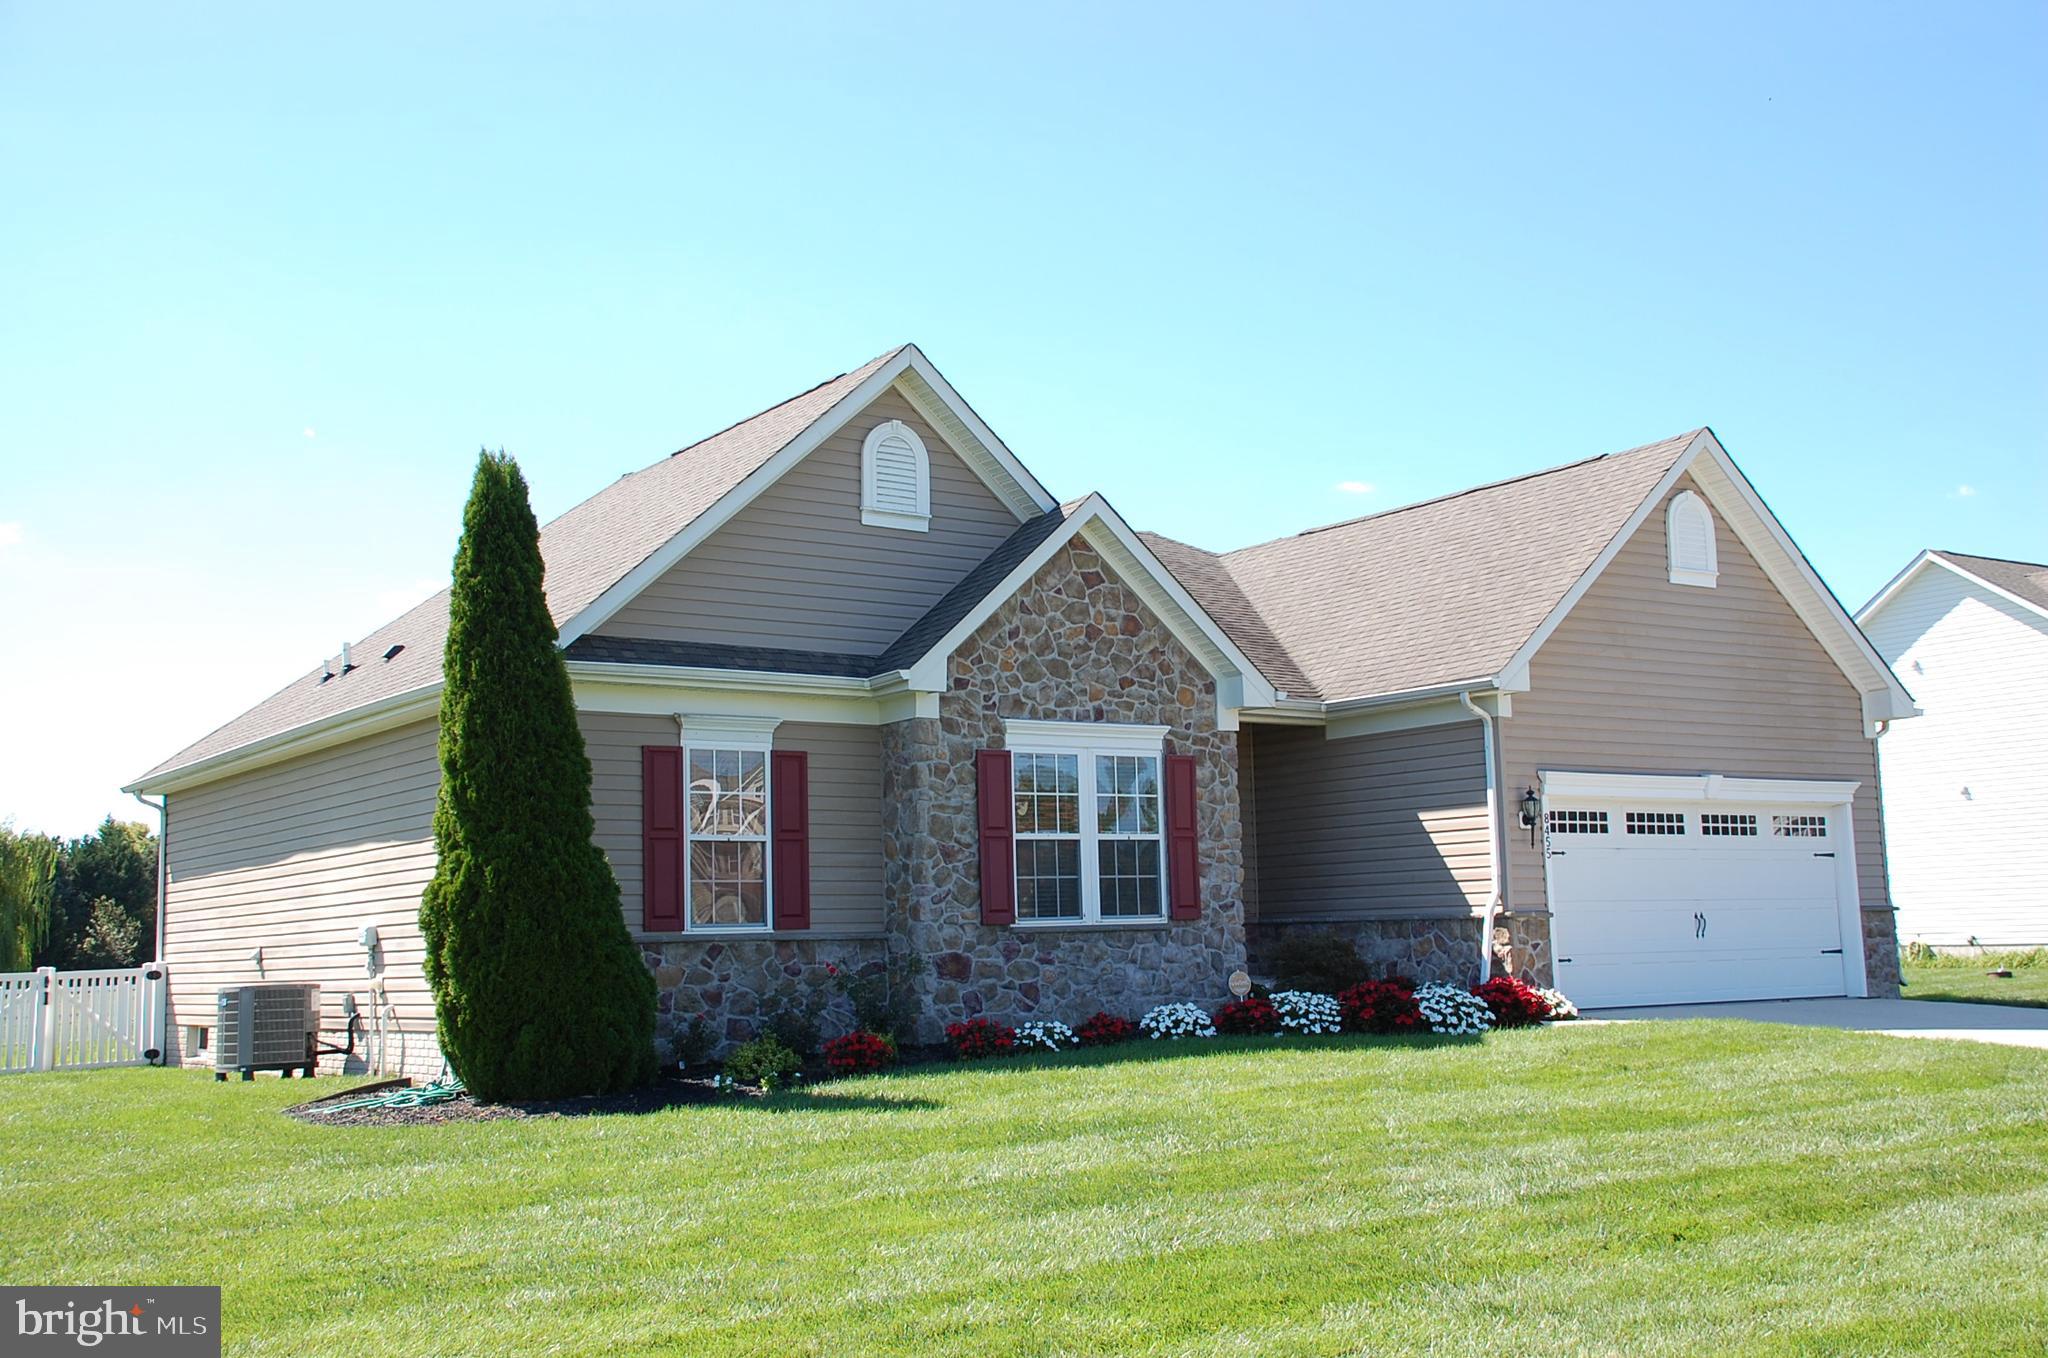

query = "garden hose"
[313, 1075, 467, 1114]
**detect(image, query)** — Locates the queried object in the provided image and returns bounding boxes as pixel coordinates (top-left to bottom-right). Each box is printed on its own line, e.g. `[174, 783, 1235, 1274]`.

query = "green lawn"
[4, 1024, 2047, 1357]
[1904, 964, 2048, 1009]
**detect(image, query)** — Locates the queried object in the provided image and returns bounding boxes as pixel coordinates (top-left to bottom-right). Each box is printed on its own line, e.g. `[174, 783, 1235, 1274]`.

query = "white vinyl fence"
[0, 965, 168, 1074]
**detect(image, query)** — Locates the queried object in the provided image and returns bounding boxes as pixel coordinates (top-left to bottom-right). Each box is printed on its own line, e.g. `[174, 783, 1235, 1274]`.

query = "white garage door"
[1544, 776, 1863, 1009]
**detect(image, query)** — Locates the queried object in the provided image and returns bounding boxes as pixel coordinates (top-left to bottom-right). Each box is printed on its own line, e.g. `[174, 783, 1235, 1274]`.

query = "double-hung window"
[686, 737, 771, 930]
[1007, 721, 1167, 925]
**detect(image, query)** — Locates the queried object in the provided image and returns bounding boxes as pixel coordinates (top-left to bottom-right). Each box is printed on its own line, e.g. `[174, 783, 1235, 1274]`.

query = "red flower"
[1213, 996, 1281, 1035]
[822, 1029, 894, 1075]
[1473, 977, 1550, 1028]
[1075, 1012, 1139, 1047]
[1337, 980, 1423, 1035]
[945, 1018, 1018, 1060]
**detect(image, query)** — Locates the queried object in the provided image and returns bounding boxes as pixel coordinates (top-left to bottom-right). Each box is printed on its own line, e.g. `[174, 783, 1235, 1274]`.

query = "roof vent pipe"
[340, 642, 354, 674]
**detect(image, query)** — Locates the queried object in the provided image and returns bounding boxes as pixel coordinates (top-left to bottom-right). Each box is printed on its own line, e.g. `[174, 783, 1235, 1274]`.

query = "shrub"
[1076, 1012, 1138, 1046]
[1140, 1003, 1217, 1040]
[763, 990, 826, 1057]
[1262, 931, 1372, 994]
[669, 1016, 718, 1070]
[826, 953, 928, 1045]
[946, 1017, 1017, 1060]
[1213, 996, 1281, 1035]
[1269, 990, 1343, 1035]
[1337, 979, 1423, 1035]
[1413, 982, 1494, 1036]
[1015, 1020, 1079, 1053]
[418, 451, 655, 1102]
[821, 1030, 896, 1076]
[1902, 939, 1938, 965]
[1474, 977, 1551, 1029]
[723, 1035, 802, 1090]
[1535, 987, 1579, 1021]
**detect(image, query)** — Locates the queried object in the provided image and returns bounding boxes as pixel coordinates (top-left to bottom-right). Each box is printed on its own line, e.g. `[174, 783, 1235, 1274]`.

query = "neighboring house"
[126, 345, 1918, 1073]
[1858, 551, 2048, 949]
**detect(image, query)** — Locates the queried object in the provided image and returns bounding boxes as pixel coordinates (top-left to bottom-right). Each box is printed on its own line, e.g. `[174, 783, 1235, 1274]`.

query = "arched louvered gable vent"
[1666, 489, 1718, 587]
[860, 419, 931, 531]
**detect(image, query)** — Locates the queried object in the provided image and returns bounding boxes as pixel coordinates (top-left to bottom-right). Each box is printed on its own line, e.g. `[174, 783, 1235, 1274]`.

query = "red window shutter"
[1166, 752, 1201, 920]
[976, 749, 1015, 926]
[771, 750, 811, 931]
[642, 746, 685, 932]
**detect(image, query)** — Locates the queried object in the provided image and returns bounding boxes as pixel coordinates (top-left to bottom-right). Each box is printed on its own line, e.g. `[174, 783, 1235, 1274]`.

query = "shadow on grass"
[294, 1030, 1518, 1126]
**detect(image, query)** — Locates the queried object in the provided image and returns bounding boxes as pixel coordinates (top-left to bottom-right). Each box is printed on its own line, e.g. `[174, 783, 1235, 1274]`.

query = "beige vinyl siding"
[581, 712, 887, 937]
[1502, 476, 1889, 917]
[1246, 721, 1492, 920]
[161, 719, 441, 1075]
[592, 390, 1023, 655]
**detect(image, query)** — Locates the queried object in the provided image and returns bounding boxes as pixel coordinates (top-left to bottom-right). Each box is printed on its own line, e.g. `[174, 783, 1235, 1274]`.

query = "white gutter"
[129, 791, 168, 964]
[1457, 690, 1503, 984]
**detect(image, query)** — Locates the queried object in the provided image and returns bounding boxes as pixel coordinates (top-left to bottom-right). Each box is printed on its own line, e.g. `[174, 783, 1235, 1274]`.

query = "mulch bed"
[285, 1047, 958, 1127]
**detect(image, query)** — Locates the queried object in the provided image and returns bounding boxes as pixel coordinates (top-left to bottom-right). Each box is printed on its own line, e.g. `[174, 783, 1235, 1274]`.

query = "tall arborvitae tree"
[420, 451, 655, 1100]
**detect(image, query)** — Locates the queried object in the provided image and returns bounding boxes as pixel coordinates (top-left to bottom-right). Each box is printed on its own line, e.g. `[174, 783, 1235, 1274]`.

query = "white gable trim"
[556, 345, 1058, 648]
[890, 494, 1279, 720]
[1859, 549, 2048, 628]
[1496, 430, 1918, 729]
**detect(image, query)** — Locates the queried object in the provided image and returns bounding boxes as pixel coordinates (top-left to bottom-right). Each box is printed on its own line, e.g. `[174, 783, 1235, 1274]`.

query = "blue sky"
[1, 2, 2041, 836]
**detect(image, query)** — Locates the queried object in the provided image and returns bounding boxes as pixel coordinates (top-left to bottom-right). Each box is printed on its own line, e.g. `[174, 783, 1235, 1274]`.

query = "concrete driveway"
[1582, 997, 2048, 1050]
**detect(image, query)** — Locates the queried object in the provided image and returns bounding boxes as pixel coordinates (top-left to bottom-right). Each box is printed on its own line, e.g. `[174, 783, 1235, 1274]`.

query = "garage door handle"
[1821, 948, 1843, 955]
[1813, 852, 1836, 858]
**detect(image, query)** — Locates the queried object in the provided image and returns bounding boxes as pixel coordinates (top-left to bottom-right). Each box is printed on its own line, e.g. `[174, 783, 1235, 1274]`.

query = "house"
[126, 345, 1918, 1073]
[1857, 551, 2048, 949]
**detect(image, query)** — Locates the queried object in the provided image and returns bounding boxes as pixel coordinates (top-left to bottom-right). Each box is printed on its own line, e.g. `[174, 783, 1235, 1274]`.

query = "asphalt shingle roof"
[1931, 550, 2048, 613]
[138, 348, 903, 781]
[138, 337, 1711, 787]
[1145, 431, 1701, 704]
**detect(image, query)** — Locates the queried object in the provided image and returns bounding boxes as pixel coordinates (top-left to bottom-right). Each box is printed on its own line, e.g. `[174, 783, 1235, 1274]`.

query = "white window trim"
[860, 419, 931, 532]
[1666, 489, 1719, 588]
[680, 715, 780, 934]
[1005, 720, 1169, 755]
[1004, 720, 1169, 927]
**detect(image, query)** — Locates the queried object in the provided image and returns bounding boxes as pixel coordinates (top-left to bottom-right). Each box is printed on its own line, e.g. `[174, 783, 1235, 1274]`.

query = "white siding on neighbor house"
[161, 719, 444, 1078]
[1245, 721, 1492, 922]
[591, 389, 1024, 656]
[1861, 565, 2048, 946]
[1501, 477, 1891, 926]
[581, 712, 889, 938]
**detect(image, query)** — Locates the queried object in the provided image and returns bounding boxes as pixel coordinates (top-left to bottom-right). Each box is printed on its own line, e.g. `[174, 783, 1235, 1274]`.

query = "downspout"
[1457, 692, 1503, 985]
[130, 791, 168, 964]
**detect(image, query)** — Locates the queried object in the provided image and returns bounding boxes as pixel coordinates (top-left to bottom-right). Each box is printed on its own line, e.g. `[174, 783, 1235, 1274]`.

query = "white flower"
[1536, 987, 1579, 1021]
[1268, 990, 1343, 1035]
[1015, 1020, 1079, 1052]
[1412, 982, 1494, 1036]
[1139, 1002, 1218, 1040]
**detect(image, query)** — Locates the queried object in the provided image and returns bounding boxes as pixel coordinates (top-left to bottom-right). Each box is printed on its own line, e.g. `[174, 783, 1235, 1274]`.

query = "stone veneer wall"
[881, 539, 1247, 1041]
[1244, 914, 1553, 989]
[644, 937, 892, 1055]
[1862, 911, 1902, 997]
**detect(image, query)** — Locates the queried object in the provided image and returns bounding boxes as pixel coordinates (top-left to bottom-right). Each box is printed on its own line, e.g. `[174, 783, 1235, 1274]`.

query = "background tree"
[38, 818, 157, 970]
[418, 450, 655, 1100]
[0, 823, 59, 971]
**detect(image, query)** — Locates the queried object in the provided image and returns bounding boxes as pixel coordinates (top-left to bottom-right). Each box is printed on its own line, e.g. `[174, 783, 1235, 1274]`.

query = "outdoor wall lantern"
[1518, 787, 1541, 844]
